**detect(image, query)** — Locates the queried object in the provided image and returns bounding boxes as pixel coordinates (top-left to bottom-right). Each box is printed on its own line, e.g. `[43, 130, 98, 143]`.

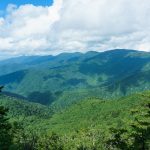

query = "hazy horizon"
[0, 48, 147, 61]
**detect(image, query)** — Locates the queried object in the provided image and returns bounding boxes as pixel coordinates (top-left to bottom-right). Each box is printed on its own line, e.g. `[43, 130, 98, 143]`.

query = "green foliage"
[106, 128, 129, 150]
[106, 96, 150, 150]
[0, 106, 13, 149]
[0, 94, 53, 118]
[36, 133, 64, 150]
[129, 100, 150, 149]
[1, 90, 150, 149]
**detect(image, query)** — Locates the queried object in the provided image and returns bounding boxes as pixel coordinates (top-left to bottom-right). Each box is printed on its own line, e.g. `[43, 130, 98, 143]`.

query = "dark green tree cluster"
[106, 100, 150, 150]
[130, 100, 150, 149]
[0, 106, 13, 149]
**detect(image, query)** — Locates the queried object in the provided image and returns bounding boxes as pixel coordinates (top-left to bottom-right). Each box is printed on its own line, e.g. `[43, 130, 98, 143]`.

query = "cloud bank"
[0, 0, 150, 58]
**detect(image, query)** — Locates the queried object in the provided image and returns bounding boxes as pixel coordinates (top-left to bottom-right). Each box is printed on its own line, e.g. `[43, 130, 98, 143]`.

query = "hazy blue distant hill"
[0, 51, 98, 76]
[0, 49, 150, 106]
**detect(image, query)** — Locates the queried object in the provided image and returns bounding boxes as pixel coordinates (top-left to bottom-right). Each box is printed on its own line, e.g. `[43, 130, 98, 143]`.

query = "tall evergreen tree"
[130, 100, 150, 149]
[106, 99, 150, 150]
[0, 106, 13, 150]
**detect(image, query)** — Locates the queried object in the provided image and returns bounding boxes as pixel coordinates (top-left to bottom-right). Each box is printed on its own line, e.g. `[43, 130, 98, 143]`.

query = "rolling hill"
[0, 93, 53, 118]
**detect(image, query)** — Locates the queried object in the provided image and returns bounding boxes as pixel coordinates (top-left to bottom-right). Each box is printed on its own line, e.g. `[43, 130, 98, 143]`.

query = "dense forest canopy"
[0, 90, 150, 149]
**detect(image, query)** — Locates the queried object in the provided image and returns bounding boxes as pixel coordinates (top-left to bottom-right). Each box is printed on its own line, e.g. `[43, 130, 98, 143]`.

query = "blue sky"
[0, 0, 53, 10]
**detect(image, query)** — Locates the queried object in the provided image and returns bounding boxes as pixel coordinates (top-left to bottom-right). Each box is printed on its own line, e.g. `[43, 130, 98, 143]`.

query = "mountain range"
[0, 49, 150, 108]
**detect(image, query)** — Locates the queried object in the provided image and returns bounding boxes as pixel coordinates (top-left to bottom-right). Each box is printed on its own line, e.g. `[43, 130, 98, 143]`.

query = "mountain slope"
[0, 94, 53, 118]
[45, 91, 149, 134]
[1, 90, 149, 134]
[0, 49, 150, 106]
[0, 51, 98, 76]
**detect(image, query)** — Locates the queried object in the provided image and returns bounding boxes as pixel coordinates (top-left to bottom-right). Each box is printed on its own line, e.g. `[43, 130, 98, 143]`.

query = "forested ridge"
[1, 49, 150, 107]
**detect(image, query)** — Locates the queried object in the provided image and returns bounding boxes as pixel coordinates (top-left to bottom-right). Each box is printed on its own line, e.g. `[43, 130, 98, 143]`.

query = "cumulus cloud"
[0, 0, 150, 58]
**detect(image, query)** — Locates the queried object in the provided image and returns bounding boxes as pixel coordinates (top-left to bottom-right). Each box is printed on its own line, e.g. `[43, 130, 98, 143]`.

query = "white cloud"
[0, 0, 150, 58]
